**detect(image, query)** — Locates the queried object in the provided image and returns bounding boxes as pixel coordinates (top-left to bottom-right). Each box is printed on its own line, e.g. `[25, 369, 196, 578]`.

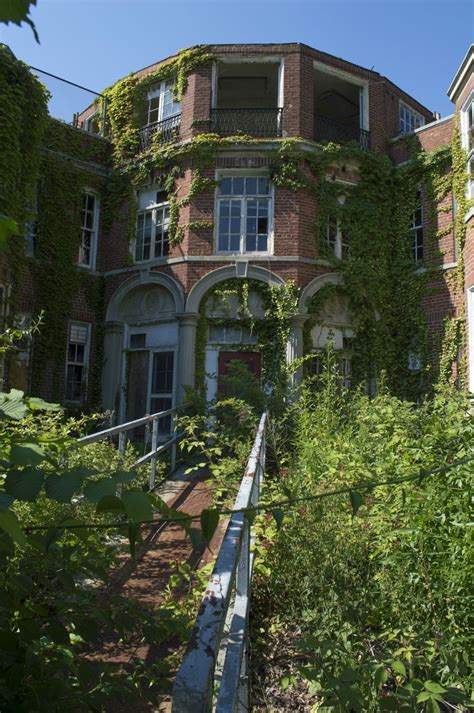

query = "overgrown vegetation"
[251, 350, 473, 712]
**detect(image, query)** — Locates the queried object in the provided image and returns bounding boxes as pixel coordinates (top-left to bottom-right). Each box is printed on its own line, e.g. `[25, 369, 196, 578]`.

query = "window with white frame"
[208, 324, 258, 344]
[326, 195, 349, 259]
[146, 80, 181, 126]
[399, 103, 424, 134]
[25, 181, 40, 257]
[460, 93, 474, 153]
[149, 350, 174, 434]
[468, 157, 474, 201]
[135, 188, 170, 262]
[79, 192, 99, 268]
[216, 175, 272, 254]
[65, 322, 90, 403]
[410, 191, 424, 263]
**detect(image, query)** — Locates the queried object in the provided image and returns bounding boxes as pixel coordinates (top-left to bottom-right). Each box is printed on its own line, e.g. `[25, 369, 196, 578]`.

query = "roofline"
[447, 44, 474, 101]
[132, 42, 433, 117]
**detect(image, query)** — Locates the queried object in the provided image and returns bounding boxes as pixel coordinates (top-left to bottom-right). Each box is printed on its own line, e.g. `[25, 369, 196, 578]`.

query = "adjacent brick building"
[3, 42, 473, 416]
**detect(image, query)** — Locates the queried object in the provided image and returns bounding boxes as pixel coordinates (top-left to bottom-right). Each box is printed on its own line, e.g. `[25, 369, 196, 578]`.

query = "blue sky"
[1, 0, 472, 122]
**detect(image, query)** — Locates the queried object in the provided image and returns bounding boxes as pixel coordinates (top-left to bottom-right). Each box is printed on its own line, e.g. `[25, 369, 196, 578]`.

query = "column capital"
[176, 312, 200, 327]
[104, 320, 125, 335]
[291, 313, 310, 327]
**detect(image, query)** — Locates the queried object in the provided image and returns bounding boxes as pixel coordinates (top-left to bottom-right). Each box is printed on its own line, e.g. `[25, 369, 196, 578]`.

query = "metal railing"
[314, 114, 371, 150]
[76, 407, 183, 491]
[139, 113, 181, 152]
[210, 108, 283, 138]
[172, 412, 267, 712]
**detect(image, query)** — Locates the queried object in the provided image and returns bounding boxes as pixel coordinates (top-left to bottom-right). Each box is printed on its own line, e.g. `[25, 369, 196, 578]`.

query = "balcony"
[210, 108, 283, 138]
[314, 114, 371, 151]
[139, 114, 181, 152]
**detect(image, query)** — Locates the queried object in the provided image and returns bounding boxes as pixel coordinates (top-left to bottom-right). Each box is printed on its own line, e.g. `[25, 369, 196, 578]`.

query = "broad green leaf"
[10, 443, 45, 467]
[374, 666, 388, 689]
[45, 526, 61, 551]
[0, 390, 28, 420]
[121, 491, 153, 523]
[188, 527, 202, 549]
[245, 509, 256, 525]
[426, 698, 441, 713]
[45, 468, 96, 503]
[96, 495, 125, 513]
[391, 660, 406, 677]
[0, 1, 39, 42]
[12, 573, 33, 595]
[281, 676, 290, 690]
[26, 396, 61, 412]
[271, 508, 285, 529]
[349, 490, 363, 517]
[424, 681, 447, 694]
[83, 476, 116, 504]
[200, 508, 219, 542]
[0, 215, 18, 246]
[112, 470, 138, 485]
[45, 621, 70, 645]
[5, 467, 44, 501]
[0, 506, 27, 547]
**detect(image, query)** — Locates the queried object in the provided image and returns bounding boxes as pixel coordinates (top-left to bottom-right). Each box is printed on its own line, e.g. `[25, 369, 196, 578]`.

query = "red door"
[218, 351, 262, 395]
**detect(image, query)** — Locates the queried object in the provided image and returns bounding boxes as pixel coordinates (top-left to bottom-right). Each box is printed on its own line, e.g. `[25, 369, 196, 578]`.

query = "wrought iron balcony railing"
[314, 114, 371, 151]
[210, 107, 283, 138]
[139, 114, 181, 151]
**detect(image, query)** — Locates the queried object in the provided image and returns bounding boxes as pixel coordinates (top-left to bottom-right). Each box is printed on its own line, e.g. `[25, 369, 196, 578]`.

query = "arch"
[185, 265, 285, 313]
[106, 271, 185, 322]
[299, 272, 344, 315]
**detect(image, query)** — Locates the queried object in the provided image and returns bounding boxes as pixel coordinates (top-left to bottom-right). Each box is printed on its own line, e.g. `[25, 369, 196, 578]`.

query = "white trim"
[447, 45, 474, 102]
[468, 285, 474, 393]
[147, 347, 177, 418]
[78, 190, 100, 270]
[64, 321, 91, 404]
[399, 101, 425, 135]
[313, 59, 370, 131]
[214, 170, 274, 256]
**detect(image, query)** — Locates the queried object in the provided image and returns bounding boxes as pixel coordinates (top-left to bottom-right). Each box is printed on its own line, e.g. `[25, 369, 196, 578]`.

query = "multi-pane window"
[208, 325, 258, 344]
[326, 219, 350, 259]
[217, 175, 271, 254]
[309, 348, 353, 388]
[135, 190, 170, 262]
[65, 322, 90, 403]
[150, 351, 174, 434]
[25, 181, 40, 257]
[399, 104, 424, 134]
[410, 191, 424, 263]
[146, 81, 181, 126]
[79, 192, 99, 268]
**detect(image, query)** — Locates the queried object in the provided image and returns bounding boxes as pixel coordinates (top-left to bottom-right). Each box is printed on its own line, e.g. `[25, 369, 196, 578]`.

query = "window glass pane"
[231, 177, 245, 195]
[219, 178, 232, 195]
[230, 234, 240, 252]
[245, 177, 257, 194]
[257, 176, 270, 194]
[151, 351, 174, 394]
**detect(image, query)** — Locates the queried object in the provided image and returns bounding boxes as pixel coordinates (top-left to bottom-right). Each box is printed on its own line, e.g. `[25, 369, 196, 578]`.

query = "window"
[309, 348, 352, 388]
[135, 189, 170, 262]
[79, 192, 99, 268]
[208, 325, 258, 344]
[149, 351, 174, 434]
[65, 322, 90, 403]
[216, 175, 272, 254]
[82, 113, 99, 135]
[146, 81, 181, 126]
[460, 93, 474, 153]
[399, 104, 424, 134]
[326, 196, 349, 259]
[410, 191, 423, 263]
[9, 314, 32, 393]
[25, 180, 40, 257]
[468, 157, 474, 201]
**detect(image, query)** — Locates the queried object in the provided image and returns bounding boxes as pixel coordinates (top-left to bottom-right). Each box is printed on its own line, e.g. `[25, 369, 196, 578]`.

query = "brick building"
[2, 42, 473, 417]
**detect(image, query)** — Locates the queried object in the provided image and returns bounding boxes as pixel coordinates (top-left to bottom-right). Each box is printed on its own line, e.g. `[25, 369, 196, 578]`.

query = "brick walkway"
[89, 465, 227, 712]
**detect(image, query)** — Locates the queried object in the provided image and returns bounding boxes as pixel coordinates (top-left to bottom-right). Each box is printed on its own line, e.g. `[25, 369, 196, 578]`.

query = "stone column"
[288, 314, 308, 388]
[176, 313, 200, 402]
[101, 321, 124, 414]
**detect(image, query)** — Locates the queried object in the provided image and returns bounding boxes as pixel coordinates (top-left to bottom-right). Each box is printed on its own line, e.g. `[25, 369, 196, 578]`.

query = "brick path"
[89, 465, 228, 712]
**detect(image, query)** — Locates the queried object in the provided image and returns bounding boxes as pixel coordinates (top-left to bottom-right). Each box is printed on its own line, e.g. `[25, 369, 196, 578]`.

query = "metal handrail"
[314, 113, 371, 150]
[76, 406, 183, 491]
[172, 412, 267, 712]
[210, 107, 283, 138]
[139, 113, 181, 151]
